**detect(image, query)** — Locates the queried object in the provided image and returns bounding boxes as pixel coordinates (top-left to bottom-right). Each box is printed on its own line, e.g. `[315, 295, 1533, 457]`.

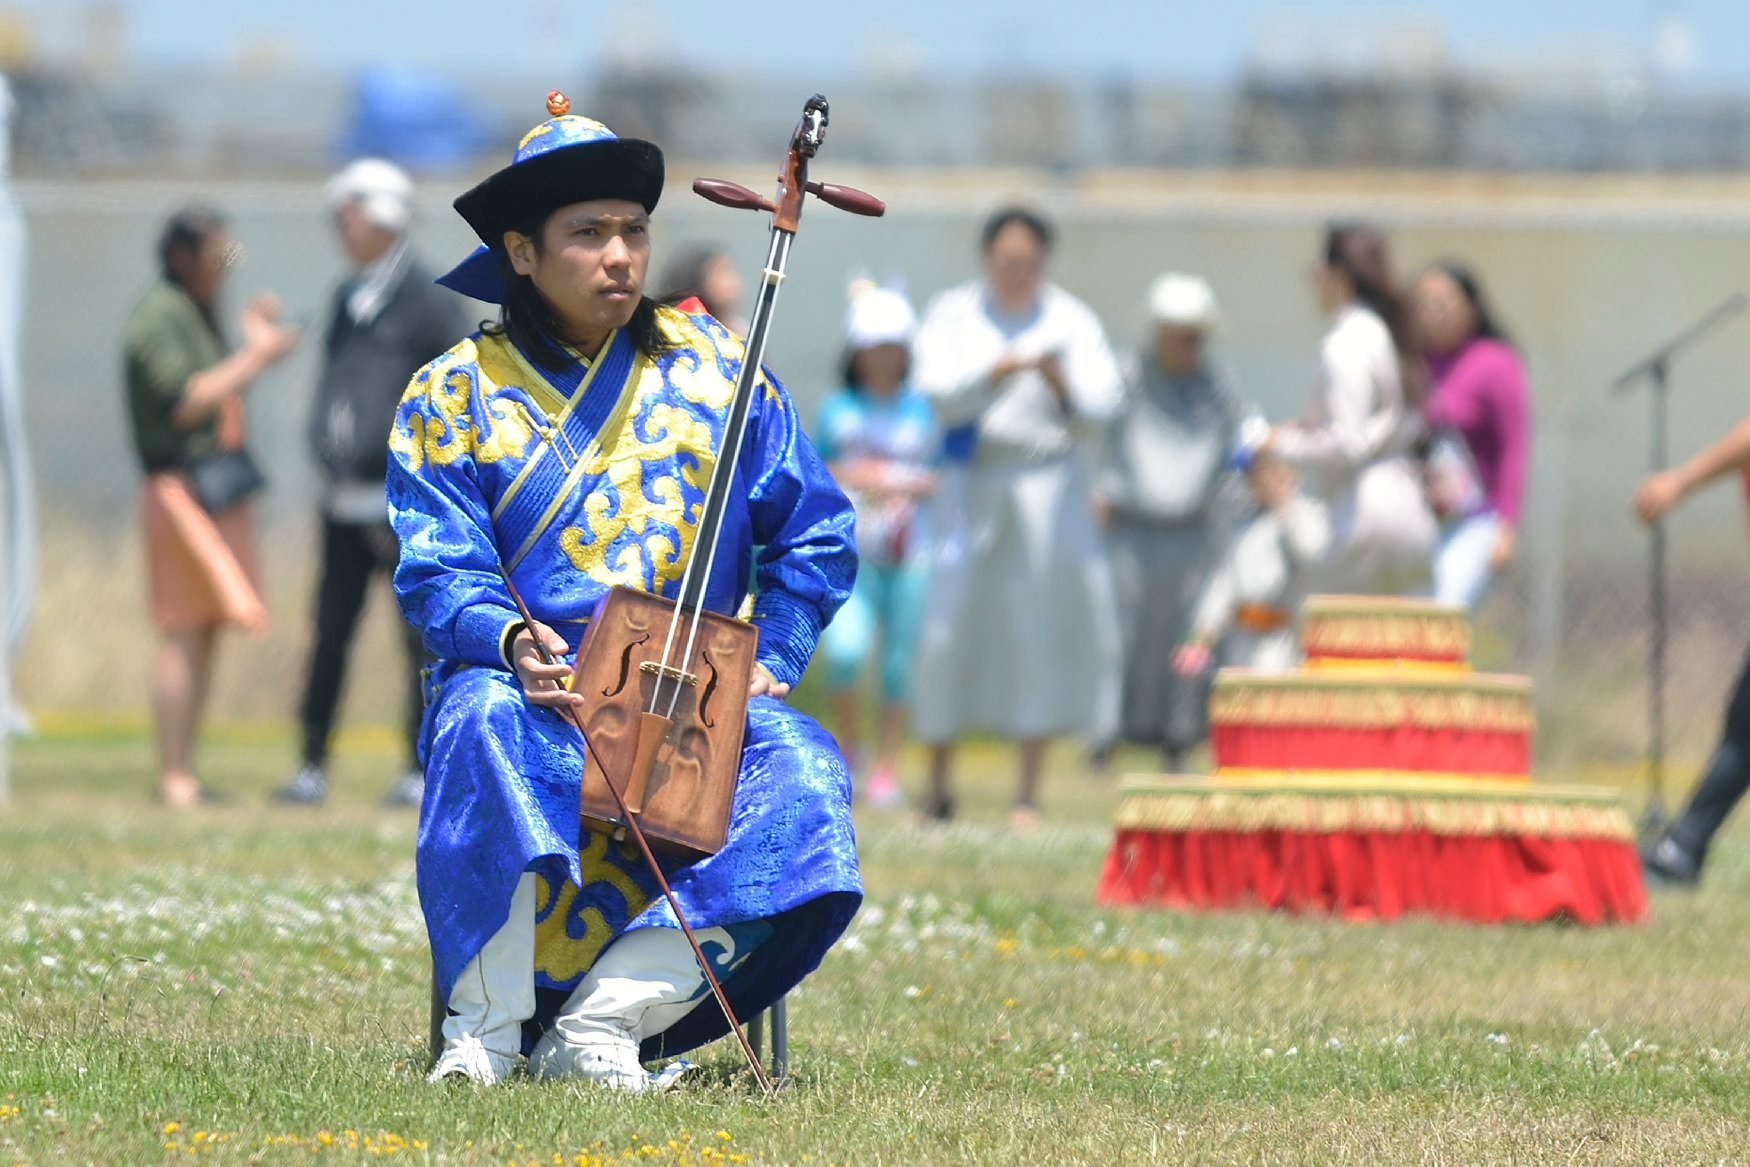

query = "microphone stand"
[1611, 291, 1747, 838]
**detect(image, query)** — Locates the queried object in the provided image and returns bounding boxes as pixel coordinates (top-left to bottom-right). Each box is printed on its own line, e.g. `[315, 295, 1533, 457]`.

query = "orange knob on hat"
[546, 90, 571, 117]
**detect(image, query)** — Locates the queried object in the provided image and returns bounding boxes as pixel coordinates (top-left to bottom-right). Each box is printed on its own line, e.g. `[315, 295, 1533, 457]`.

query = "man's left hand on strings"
[748, 663, 791, 700]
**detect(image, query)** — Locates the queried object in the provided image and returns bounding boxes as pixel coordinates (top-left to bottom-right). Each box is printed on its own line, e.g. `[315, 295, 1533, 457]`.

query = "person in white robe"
[1271, 223, 1435, 597]
[909, 207, 1122, 829]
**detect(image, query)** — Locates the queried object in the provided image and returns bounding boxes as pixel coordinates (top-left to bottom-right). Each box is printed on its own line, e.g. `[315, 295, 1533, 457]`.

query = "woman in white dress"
[1271, 223, 1436, 597]
[910, 208, 1123, 828]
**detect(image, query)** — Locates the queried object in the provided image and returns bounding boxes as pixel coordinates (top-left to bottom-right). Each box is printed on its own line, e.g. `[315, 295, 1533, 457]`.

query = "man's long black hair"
[482, 211, 671, 372]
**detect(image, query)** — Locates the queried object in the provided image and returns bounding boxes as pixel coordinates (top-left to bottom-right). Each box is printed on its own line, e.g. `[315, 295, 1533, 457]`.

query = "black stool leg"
[770, 996, 789, 1080]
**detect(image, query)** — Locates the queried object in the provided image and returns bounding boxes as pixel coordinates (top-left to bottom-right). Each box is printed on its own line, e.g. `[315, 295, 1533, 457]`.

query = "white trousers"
[441, 871, 763, 1063]
[441, 872, 747, 1061]
[441, 873, 538, 1061]
[1434, 511, 1501, 610]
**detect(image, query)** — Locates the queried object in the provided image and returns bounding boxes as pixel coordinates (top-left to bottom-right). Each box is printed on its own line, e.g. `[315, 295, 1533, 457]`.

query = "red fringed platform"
[1102, 596, 1647, 927]
[1096, 779, 1647, 926]
[1210, 722, 1531, 775]
[1207, 669, 1536, 776]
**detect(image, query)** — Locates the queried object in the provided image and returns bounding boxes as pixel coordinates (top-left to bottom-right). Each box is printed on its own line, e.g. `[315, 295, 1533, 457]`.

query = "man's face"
[506, 198, 650, 343]
[1249, 451, 1295, 510]
[334, 201, 397, 269]
[1153, 324, 1206, 377]
[983, 222, 1045, 314]
[172, 229, 235, 306]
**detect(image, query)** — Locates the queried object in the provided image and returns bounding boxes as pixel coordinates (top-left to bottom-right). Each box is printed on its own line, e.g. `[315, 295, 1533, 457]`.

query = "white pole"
[0, 75, 32, 805]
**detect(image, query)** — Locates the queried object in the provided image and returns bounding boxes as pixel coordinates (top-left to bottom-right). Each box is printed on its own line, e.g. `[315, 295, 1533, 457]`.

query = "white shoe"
[528, 1026, 698, 1093]
[529, 1022, 648, 1091]
[428, 1033, 519, 1085]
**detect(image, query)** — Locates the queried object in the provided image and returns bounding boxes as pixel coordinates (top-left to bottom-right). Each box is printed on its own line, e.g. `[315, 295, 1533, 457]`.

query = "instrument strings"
[648, 228, 792, 721]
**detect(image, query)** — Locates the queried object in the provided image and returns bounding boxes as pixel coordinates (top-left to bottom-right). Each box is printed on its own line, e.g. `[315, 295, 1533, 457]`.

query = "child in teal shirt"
[814, 284, 937, 806]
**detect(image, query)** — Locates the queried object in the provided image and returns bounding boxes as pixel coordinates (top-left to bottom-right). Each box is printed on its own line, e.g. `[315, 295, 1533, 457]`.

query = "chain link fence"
[11, 171, 1749, 774]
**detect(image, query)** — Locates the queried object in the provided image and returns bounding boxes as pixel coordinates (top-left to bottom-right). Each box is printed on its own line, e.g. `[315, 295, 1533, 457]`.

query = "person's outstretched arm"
[1634, 417, 1750, 524]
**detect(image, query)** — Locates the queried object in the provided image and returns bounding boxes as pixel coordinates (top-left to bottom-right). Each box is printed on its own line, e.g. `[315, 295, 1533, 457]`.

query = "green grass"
[3, 725, 1749, 1165]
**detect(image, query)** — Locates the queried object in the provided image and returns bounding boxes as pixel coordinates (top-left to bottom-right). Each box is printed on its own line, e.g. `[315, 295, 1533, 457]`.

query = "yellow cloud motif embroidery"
[392, 353, 472, 472]
[390, 342, 542, 473]
[556, 368, 719, 592]
[659, 306, 777, 409]
[533, 833, 652, 985]
[473, 394, 537, 466]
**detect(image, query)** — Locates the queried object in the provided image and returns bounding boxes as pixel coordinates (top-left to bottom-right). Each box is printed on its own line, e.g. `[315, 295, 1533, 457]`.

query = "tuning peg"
[692, 179, 778, 214]
[805, 181, 885, 217]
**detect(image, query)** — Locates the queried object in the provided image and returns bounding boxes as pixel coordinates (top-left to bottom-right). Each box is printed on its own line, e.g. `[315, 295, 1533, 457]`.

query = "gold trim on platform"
[1301, 596, 1467, 618]
[1112, 777, 1634, 841]
[1301, 659, 1472, 676]
[1301, 595, 1472, 666]
[1210, 671, 1535, 733]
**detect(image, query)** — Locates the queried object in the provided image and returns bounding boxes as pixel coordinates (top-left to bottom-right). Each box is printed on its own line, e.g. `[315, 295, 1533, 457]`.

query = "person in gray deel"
[274, 160, 470, 807]
[1092, 274, 1243, 772]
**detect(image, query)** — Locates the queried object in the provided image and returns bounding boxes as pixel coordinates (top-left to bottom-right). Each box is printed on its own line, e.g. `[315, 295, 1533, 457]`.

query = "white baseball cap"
[844, 282, 917, 350]
[1147, 272, 1220, 330]
[326, 158, 414, 234]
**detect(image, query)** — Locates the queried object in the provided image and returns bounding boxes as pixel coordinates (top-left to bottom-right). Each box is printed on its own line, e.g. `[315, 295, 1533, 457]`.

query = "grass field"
[3, 723, 1749, 1166]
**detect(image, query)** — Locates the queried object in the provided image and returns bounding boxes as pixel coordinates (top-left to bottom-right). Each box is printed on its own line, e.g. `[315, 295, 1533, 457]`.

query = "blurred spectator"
[0, 73, 32, 737]
[1634, 416, 1750, 886]
[813, 281, 936, 808]
[123, 206, 300, 807]
[656, 245, 746, 333]
[910, 207, 1122, 829]
[272, 160, 470, 808]
[1091, 273, 1241, 772]
[1415, 261, 1531, 609]
[1272, 223, 1435, 596]
[1175, 420, 1331, 678]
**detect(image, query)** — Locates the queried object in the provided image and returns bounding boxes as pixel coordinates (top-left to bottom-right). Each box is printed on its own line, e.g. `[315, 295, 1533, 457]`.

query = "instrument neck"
[673, 227, 793, 615]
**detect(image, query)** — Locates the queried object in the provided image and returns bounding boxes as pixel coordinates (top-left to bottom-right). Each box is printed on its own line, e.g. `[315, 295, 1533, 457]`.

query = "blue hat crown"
[512, 110, 619, 163]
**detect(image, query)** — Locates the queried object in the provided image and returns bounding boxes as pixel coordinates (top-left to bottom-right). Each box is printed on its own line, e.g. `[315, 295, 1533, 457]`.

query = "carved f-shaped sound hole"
[604, 633, 651, 697]
[697, 650, 721, 728]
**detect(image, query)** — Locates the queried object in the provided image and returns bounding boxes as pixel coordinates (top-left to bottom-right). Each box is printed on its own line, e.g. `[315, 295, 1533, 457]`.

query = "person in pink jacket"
[1414, 260, 1531, 609]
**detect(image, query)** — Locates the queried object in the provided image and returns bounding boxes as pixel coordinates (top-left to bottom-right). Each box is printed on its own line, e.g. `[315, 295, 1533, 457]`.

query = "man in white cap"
[1091, 272, 1245, 772]
[273, 158, 470, 807]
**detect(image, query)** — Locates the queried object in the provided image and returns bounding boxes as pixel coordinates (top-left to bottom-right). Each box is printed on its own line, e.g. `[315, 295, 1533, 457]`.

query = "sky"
[15, 1, 1750, 92]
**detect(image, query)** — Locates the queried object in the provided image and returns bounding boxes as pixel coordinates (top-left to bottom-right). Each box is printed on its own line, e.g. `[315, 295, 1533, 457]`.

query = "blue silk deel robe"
[386, 305, 860, 1058]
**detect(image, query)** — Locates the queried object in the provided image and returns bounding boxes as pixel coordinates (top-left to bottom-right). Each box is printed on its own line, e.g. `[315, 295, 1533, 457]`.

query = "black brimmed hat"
[437, 92, 664, 303]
